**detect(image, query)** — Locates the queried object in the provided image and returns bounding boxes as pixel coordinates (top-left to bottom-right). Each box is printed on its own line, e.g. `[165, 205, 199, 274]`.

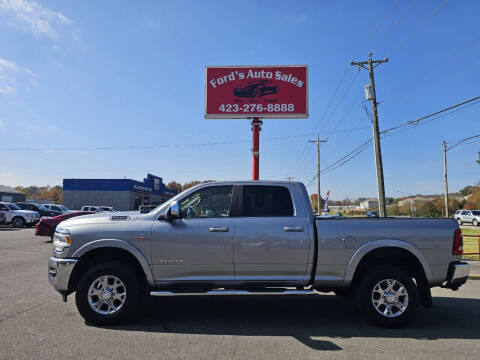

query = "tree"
[465, 187, 480, 209]
[166, 181, 182, 193]
[309, 194, 325, 214]
[181, 180, 214, 191]
[416, 201, 442, 218]
[459, 185, 476, 197]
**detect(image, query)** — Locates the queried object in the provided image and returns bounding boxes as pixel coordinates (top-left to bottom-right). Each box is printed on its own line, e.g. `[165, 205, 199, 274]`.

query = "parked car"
[455, 210, 480, 226]
[0, 201, 40, 227]
[0, 211, 5, 224]
[233, 80, 278, 98]
[15, 202, 62, 218]
[335, 212, 343, 217]
[81, 206, 104, 212]
[36, 211, 93, 241]
[366, 211, 379, 217]
[44, 204, 72, 214]
[48, 181, 469, 328]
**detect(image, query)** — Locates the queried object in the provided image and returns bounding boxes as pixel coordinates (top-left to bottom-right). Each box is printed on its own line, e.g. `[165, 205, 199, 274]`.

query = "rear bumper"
[48, 257, 77, 293]
[442, 262, 469, 290]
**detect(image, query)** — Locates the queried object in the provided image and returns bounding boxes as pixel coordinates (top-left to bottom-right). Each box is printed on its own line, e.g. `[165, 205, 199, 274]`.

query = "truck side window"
[178, 186, 233, 218]
[242, 186, 294, 217]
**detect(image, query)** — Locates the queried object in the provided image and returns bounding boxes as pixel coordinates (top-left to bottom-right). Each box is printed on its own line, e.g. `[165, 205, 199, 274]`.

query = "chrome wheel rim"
[88, 275, 126, 315]
[371, 279, 409, 318]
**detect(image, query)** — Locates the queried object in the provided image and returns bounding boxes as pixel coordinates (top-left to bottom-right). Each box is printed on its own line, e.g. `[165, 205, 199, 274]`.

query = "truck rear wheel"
[75, 261, 142, 326]
[354, 265, 419, 328]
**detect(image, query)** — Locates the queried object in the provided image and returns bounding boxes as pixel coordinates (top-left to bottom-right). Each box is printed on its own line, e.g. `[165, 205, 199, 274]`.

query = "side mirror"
[158, 201, 180, 220]
[169, 201, 180, 218]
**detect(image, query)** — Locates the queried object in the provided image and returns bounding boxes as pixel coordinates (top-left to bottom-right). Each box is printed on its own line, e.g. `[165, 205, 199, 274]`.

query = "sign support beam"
[251, 118, 262, 180]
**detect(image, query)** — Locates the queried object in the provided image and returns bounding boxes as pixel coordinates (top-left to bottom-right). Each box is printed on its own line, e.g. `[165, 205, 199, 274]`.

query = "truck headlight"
[53, 229, 72, 253]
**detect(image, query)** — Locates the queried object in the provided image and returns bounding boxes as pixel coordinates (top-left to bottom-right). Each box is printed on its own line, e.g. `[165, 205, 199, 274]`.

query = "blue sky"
[0, 0, 478, 200]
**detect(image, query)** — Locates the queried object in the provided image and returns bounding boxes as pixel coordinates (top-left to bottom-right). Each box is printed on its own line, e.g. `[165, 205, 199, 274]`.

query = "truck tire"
[354, 265, 419, 328]
[457, 219, 462, 225]
[473, 219, 478, 226]
[11, 217, 25, 228]
[75, 261, 142, 326]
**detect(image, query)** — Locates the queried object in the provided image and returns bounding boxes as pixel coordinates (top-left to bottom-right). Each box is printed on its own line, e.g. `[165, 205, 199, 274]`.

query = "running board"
[150, 289, 317, 296]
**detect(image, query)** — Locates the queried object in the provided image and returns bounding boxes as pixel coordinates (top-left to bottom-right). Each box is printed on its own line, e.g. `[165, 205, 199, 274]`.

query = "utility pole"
[286, 177, 294, 182]
[351, 53, 388, 217]
[309, 137, 327, 213]
[442, 140, 449, 217]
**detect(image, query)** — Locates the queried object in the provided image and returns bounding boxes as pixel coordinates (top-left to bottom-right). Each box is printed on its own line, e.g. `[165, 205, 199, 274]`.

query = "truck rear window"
[242, 186, 294, 217]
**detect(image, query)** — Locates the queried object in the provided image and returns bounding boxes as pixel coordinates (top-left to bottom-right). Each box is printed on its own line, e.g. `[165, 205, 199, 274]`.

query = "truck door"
[150, 185, 235, 283]
[233, 185, 310, 285]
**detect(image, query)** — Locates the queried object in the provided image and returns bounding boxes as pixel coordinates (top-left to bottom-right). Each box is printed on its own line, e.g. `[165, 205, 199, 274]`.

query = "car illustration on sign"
[233, 80, 278, 98]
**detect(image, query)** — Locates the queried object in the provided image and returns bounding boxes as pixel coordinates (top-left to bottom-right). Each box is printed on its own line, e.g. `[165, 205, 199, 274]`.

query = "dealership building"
[62, 174, 177, 211]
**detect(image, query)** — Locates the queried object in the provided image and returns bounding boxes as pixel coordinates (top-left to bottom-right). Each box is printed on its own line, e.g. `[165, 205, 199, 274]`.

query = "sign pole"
[251, 117, 262, 180]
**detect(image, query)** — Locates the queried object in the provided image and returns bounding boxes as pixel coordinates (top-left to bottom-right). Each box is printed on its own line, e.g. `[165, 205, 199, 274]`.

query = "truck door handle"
[284, 226, 304, 232]
[209, 226, 229, 232]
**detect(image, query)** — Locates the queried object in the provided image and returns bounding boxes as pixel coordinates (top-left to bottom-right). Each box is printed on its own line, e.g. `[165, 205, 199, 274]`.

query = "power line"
[0, 127, 369, 152]
[447, 134, 480, 151]
[381, 96, 480, 135]
[354, 0, 402, 56]
[294, 0, 404, 179]
[389, 0, 450, 56]
[308, 97, 480, 178]
[372, 0, 421, 51]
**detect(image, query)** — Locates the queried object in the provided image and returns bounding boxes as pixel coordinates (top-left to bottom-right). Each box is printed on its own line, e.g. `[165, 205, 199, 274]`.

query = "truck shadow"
[104, 294, 480, 351]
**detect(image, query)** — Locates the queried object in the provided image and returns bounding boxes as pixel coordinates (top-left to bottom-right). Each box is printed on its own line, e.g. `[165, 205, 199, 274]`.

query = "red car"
[35, 211, 93, 241]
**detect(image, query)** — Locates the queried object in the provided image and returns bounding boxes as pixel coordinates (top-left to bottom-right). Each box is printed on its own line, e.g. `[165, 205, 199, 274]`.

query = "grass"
[461, 226, 480, 261]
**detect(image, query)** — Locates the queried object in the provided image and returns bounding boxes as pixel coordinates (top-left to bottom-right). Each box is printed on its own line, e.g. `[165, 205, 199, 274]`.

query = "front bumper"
[48, 257, 77, 293]
[443, 262, 469, 290]
[26, 217, 40, 224]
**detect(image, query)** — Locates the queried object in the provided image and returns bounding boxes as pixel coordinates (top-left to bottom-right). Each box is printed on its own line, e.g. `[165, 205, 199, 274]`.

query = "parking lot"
[1, 227, 479, 360]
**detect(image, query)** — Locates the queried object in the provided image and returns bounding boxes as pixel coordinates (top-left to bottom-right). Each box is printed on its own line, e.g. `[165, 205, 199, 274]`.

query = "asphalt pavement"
[1, 227, 480, 360]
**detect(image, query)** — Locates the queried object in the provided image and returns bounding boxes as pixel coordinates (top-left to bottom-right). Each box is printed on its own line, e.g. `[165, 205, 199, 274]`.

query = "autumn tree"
[309, 194, 325, 214]
[166, 181, 182, 193]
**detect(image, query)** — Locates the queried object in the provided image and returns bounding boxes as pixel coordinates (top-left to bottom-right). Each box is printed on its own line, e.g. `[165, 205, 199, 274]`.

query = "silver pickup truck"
[48, 181, 469, 328]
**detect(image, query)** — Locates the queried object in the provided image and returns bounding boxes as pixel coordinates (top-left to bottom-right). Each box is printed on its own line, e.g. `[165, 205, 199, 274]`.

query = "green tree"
[459, 185, 476, 196]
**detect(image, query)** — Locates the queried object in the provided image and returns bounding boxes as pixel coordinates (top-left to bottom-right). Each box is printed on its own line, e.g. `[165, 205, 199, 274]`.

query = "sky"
[0, 0, 478, 200]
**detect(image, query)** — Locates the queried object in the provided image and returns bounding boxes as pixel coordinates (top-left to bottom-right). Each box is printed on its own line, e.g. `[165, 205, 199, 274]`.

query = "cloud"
[0, 57, 36, 95]
[0, 85, 16, 94]
[0, 0, 71, 38]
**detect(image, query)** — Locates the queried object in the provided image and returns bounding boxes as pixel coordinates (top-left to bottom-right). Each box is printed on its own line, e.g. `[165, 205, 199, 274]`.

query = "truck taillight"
[452, 229, 463, 255]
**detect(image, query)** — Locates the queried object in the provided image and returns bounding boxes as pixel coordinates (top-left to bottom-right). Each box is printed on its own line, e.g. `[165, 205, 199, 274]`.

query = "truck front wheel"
[75, 261, 142, 326]
[354, 265, 419, 328]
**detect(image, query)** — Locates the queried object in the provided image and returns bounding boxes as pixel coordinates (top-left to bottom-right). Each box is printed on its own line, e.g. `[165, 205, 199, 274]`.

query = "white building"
[359, 198, 379, 210]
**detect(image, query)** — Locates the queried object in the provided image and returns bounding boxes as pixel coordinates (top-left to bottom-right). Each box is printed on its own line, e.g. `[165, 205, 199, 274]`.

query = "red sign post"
[205, 65, 308, 180]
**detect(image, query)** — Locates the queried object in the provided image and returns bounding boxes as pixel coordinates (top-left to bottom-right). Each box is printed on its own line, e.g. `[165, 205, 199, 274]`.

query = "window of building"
[242, 185, 294, 217]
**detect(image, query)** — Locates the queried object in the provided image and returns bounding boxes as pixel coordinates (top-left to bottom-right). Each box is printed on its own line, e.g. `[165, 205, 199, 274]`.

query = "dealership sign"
[205, 65, 308, 119]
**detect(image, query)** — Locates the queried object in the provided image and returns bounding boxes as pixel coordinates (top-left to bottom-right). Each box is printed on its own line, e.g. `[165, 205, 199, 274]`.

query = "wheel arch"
[345, 239, 432, 285]
[68, 239, 154, 291]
